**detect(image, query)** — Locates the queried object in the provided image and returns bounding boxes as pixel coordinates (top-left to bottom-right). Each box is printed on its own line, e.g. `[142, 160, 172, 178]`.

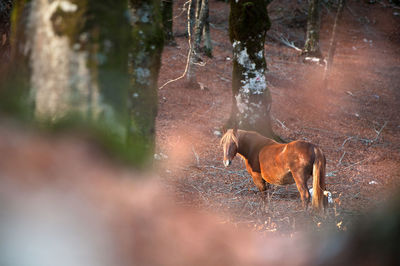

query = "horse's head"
[220, 128, 239, 167]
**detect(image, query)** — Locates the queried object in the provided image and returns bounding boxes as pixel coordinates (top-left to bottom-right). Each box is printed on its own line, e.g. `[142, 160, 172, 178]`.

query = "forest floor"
[156, 0, 400, 235]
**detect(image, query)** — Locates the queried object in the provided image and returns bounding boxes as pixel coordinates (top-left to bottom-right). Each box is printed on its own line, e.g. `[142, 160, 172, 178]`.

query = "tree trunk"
[0, 0, 12, 65]
[4, 0, 164, 166]
[302, 0, 322, 58]
[323, 0, 345, 89]
[186, 0, 208, 88]
[128, 0, 164, 161]
[228, 0, 280, 141]
[202, 0, 212, 57]
[161, 0, 175, 45]
[21, 0, 132, 136]
[188, 0, 197, 36]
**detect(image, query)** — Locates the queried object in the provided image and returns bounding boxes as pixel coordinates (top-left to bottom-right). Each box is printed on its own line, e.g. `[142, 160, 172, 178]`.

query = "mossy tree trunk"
[5, 0, 164, 166]
[128, 0, 164, 161]
[19, 0, 132, 136]
[161, 0, 175, 45]
[302, 0, 322, 58]
[228, 0, 279, 140]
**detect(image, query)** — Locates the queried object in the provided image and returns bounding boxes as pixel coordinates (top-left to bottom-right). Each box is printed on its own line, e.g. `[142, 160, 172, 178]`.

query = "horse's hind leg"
[292, 171, 311, 209]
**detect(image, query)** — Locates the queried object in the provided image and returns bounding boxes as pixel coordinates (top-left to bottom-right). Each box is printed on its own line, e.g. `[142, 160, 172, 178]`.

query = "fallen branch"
[191, 145, 200, 166]
[274, 117, 289, 131]
[372, 121, 387, 142]
[278, 35, 302, 52]
[342, 158, 369, 170]
[337, 151, 346, 166]
[267, 32, 302, 52]
[339, 136, 354, 150]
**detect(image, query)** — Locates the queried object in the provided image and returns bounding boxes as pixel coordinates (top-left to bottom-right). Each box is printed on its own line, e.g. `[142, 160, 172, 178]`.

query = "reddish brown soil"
[156, 0, 400, 234]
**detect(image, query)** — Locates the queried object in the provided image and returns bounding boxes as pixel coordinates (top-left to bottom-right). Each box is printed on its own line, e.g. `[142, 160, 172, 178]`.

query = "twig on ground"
[235, 188, 249, 195]
[267, 32, 302, 52]
[372, 121, 387, 142]
[218, 75, 230, 82]
[274, 117, 289, 131]
[337, 151, 346, 166]
[342, 158, 369, 170]
[278, 34, 302, 52]
[355, 121, 387, 144]
[203, 165, 249, 177]
[327, 157, 369, 177]
[340, 136, 354, 150]
[191, 145, 200, 166]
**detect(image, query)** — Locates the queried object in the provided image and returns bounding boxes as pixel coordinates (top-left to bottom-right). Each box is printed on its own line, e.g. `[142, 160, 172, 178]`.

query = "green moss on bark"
[228, 0, 281, 141]
[1, 0, 165, 167]
[128, 0, 164, 162]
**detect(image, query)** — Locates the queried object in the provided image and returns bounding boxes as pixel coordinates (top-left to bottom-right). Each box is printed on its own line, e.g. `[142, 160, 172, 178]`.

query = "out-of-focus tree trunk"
[4, 0, 164, 166]
[22, 0, 132, 137]
[161, 0, 175, 45]
[128, 0, 164, 161]
[228, 0, 280, 141]
[302, 0, 322, 58]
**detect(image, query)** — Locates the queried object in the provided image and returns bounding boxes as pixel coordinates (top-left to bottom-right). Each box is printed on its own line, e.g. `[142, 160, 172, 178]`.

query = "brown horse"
[221, 128, 328, 211]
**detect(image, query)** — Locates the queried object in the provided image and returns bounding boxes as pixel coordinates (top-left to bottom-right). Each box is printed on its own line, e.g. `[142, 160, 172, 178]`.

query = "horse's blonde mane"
[220, 129, 239, 148]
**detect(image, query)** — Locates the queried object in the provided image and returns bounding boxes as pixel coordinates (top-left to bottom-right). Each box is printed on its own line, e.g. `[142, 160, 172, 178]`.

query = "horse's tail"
[312, 147, 327, 211]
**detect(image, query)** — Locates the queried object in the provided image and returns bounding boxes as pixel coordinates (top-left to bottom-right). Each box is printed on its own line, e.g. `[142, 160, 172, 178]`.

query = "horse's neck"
[237, 133, 251, 160]
[237, 130, 275, 159]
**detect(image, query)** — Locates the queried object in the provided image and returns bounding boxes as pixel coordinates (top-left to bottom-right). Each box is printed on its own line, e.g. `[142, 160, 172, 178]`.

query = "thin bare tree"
[302, 0, 323, 58]
[323, 0, 345, 89]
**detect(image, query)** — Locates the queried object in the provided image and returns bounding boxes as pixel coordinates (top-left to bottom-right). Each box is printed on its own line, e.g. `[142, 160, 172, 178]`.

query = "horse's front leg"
[251, 172, 269, 192]
[250, 172, 270, 214]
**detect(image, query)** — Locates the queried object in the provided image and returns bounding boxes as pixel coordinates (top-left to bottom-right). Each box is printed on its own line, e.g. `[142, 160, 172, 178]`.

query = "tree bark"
[323, 0, 345, 89]
[0, 0, 12, 65]
[161, 0, 175, 45]
[228, 0, 280, 141]
[202, 0, 212, 57]
[186, 0, 208, 88]
[19, 0, 132, 135]
[128, 0, 164, 161]
[302, 0, 322, 58]
[188, 0, 197, 36]
[4, 0, 164, 166]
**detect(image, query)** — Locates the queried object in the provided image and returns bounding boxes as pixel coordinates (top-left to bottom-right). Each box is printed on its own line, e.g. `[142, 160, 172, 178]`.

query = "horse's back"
[258, 140, 317, 185]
